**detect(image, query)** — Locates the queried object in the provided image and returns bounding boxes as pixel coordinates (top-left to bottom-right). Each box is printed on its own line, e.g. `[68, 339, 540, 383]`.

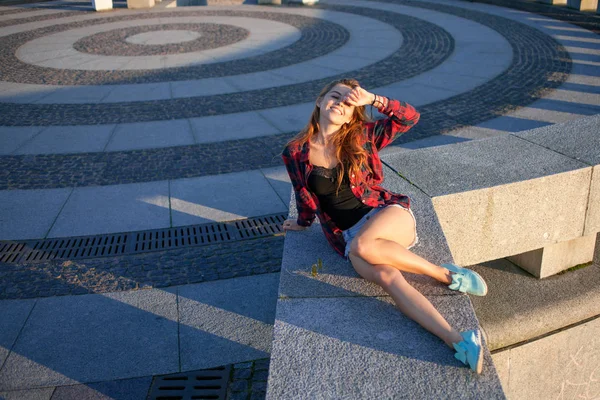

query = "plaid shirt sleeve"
[282, 145, 317, 227]
[367, 98, 420, 150]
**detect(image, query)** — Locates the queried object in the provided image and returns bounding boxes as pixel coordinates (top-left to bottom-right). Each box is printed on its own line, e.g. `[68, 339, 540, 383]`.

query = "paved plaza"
[0, 0, 598, 398]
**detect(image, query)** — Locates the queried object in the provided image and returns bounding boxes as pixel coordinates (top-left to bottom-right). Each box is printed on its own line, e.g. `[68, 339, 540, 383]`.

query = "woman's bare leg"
[350, 253, 462, 348]
[351, 206, 453, 284]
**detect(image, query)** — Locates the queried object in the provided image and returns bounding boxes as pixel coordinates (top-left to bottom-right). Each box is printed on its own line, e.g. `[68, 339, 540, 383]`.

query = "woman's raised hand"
[282, 219, 307, 231]
[341, 86, 376, 107]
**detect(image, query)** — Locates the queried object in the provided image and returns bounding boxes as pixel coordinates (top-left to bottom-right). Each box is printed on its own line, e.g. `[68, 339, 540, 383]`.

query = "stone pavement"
[0, 0, 598, 398]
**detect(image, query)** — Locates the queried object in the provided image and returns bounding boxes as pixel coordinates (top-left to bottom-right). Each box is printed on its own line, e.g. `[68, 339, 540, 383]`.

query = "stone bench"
[266, 114, 599, 398]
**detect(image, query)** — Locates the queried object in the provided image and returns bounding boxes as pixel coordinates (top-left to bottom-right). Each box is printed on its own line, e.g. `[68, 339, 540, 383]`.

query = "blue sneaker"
[453, 330, 484, 374]
[442, 263, 488, 296]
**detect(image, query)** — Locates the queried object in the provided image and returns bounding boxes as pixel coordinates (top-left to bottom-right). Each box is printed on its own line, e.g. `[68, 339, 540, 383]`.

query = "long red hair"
[288, 78, 372, 191]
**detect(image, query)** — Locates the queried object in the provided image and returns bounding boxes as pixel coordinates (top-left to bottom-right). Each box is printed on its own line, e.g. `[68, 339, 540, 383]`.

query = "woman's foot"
[442, 263, 488, 296]
[453, 330, 484, 374]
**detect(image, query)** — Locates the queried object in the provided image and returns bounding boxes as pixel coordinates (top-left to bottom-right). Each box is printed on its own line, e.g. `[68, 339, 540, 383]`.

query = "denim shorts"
[342, 204, 419, 258]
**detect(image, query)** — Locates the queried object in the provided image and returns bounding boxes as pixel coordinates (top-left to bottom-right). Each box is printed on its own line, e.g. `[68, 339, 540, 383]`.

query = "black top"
[307, 164, 373, 230]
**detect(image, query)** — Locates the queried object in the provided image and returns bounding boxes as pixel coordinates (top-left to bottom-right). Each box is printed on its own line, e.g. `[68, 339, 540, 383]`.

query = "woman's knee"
[371, 264, 405, 287]
[351, 235, 376, 261]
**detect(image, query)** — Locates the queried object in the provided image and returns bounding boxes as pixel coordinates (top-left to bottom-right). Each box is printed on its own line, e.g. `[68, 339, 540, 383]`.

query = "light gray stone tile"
[513, 114, 600, 165]
[0, 87, 55, 104]
[442, 59, 509, 79]
[100, 83, 171, 103]
[521, 97, 600, 116]
[32, 86, 113, 104]
[189, 111, 281, 144]
[14, 125, 115, 155]
[504, 317, 600, 400]
[0, 387, 54, 400]
[257, 103, 314, 133]
[0, 299, 36, 369]
[469, 259, 600, 351]
[279, 168, 458, 299]
[380, 134, 589, 197]
[585, 165, 600, 236]
[476, 116, 552, 133]
[75, 57, 132, 71]
[117, 57, 164, 71]
[267, 296, 504, 399]
[178, 274, 279, 371]
[408, 70, 489, 93]
[37, 55, 91, 70]
[48, 181, 170, 238]
[269, 64, 341, 83]
[0, 188, 72, 240]
[170, 78, 238, 98]
[170, 170, 287, 226]
[0, 289, 178, 390]
[375, 82, 459, 107]
[490, 350, 510, 394]
[0, 126, 44, 155]
[260, 166, 291, 208]
[104, 119, 194, 152]
[223, 71, 296, 92]
[51, 376, 152, 400]
[307, 54, 372, 72]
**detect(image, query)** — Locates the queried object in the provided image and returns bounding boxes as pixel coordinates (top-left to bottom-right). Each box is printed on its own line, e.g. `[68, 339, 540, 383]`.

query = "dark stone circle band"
[0, 2, 570, 190]
[73, 23, 250, 57]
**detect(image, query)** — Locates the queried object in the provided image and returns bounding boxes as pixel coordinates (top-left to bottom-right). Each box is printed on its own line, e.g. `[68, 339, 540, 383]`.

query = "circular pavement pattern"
[73, 23, 249, 56]
[0, 1, 570, 191]
[2, 10, 349, 83]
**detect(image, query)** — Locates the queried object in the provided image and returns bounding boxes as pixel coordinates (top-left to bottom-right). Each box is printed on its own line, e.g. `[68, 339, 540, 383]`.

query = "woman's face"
[318, 84, 355, 126]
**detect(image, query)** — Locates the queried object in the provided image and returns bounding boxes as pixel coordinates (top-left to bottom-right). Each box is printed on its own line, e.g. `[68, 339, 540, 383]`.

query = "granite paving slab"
[169, 170, 287, 226]
[381, 134, 589, 197]
[99, 82, 172, 104]
[169, 77, 239, 98]
[32, 85, 113, 105]
[267, 295, 504, 399]
[469, 257, 600, 350]
[0, 387, 54, 400]
[14, 125, 115, 155]
[189, 111, 281, 144]
[0, 126, 43, 155]
[505, 102, 592, 123]
[279, 166, 458, 299]
[257, 103, 315, 134]
[476, 116, 552, 132]
[260, 166, 292, 208]
[515, 115, 600, 236]
[48, 181, 170, 238]
[50, 376, 152, 400]
[105, 119, 194, 152]
[0, 288, 178, 390]
[0, 188, 71, 240]
[513, 114, 600, 166]
[499, 317, 600, 400]
[178, 273, 279, 371]
[0, 299, 35, 369]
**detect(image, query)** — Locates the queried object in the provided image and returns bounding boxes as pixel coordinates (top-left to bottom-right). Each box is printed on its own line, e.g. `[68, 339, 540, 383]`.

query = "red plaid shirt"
[282, 98, 420, 257]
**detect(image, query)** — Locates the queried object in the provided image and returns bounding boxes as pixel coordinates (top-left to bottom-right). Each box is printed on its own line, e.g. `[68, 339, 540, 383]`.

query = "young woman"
[281, 78, 488, 374]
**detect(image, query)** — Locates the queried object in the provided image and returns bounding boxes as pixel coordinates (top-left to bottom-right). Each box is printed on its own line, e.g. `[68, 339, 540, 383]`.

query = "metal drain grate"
[0, 213, 287, 264]
[0, 242, 27, 263]
[235, 214, 286, 239]
[21, 234, 129, 263]
[132, 223, 234, 253]
[148, 365, 231, 400]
